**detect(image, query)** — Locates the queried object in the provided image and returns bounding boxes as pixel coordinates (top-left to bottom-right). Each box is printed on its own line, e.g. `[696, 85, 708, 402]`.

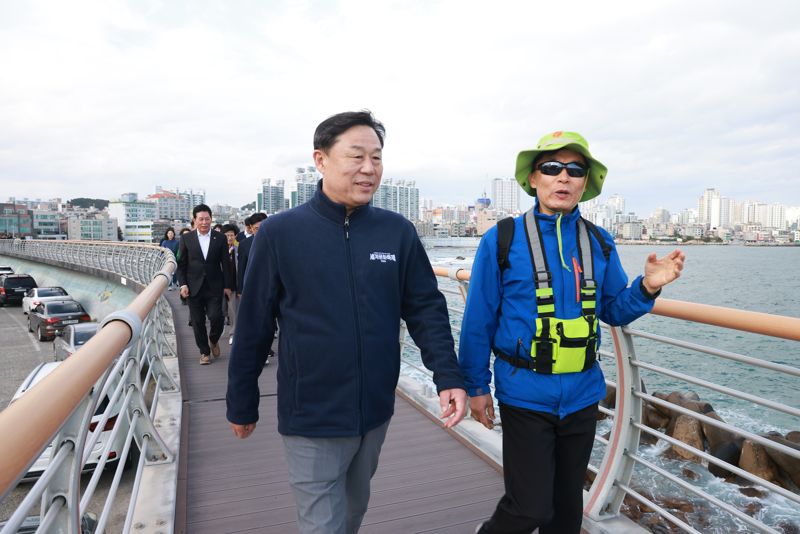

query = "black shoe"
[188, 320, 193, 326]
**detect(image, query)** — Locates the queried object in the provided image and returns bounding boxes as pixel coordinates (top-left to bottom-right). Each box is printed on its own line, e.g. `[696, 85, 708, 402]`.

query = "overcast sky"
[2, 0, 799, 217]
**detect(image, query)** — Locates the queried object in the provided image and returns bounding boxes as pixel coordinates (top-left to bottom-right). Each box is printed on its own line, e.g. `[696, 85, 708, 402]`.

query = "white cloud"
[1, 0, 799, 216]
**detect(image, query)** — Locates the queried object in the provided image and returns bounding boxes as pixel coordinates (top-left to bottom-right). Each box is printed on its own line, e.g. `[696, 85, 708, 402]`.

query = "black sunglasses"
[536, 161, 588, 178]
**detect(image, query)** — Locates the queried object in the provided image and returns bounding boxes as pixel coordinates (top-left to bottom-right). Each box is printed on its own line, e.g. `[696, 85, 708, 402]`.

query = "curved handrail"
[433, 266, 800, 339]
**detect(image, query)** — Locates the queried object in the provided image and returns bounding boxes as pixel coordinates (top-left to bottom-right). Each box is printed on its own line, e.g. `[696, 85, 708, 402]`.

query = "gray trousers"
[282, 420, 390, 534]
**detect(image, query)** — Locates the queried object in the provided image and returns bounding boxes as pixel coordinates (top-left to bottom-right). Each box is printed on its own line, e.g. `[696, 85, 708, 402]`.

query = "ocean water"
[408, 243, 800, 533]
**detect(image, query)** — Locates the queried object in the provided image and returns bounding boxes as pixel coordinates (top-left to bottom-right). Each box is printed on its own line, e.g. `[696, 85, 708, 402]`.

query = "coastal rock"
[762, 432, 800, 487]
[671, 415, 703, 461]
[708, 441, 741, 479]
[739, 440, 782, 487]
[652, 392, 674, 418]
[776, 520, 800, 534]
[787, 431, 800, 444]
[701, 411, 737, 451]
[602, 384, 616, 409]
[739, 486, 768, 498]
[644, 404, 670, 430]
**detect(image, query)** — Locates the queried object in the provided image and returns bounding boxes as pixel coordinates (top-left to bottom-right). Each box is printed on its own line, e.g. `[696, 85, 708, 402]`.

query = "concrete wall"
[0, 254, 138, 322]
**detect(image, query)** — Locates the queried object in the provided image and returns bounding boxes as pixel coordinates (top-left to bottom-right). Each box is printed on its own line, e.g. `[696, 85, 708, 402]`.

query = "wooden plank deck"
[167, 291, 502, 533]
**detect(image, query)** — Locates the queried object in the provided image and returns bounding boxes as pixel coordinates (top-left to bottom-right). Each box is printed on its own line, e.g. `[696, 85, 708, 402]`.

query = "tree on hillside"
[240, 201, 256, 211]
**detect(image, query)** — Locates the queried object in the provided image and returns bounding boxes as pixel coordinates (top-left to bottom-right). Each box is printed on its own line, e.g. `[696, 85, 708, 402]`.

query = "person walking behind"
[177, 204, 233, 366]
[160, 227, 179, 290]
[461, 131, 685, 534]
[236, 216, 251, 244]
[226, 110, 467, 534]
[221, 223, 239, 345]
[236, 212, 270, 363]
[236, 212, 266, 298]
[177, 228, 192, 306]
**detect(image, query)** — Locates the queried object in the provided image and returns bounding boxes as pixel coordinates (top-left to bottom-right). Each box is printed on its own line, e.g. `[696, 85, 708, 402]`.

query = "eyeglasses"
[536, 161, 588, 178]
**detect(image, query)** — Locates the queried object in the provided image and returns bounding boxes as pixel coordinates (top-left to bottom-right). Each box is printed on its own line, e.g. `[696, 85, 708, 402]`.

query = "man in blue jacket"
[462, 131, 685, 534]
[226, 110, 467, 534]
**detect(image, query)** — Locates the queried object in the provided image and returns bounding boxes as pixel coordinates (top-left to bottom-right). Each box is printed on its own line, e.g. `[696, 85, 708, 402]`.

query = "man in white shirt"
[177, 204, 233, 365]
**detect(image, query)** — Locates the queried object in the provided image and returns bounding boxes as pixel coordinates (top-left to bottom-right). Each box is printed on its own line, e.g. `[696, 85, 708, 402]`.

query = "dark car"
[0, 274, 37, 306]
[27, 300, 91, 341]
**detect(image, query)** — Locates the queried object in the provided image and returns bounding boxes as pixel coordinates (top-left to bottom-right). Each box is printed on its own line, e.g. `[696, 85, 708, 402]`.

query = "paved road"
[0, 305, 48, 408]
[0, 302, 134, 530]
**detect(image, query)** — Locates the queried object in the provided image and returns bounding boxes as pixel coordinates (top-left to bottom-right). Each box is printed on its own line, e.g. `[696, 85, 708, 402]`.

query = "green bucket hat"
[514, 131, 608, 202]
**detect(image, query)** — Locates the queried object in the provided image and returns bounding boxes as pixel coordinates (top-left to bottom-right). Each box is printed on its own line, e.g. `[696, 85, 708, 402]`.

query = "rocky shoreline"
[594, 386, 800, 532]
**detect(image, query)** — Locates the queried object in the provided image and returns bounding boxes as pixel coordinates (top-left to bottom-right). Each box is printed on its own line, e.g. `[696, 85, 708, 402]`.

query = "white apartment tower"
[260, 179, 285, 215]
[491, 178, 520, 215]
[291, 167, 321, 208]
[372, 179, 420, 221]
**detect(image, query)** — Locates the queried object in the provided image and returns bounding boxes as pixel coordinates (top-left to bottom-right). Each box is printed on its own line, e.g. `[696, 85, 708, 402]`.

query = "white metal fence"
[0, 239, 181, 534]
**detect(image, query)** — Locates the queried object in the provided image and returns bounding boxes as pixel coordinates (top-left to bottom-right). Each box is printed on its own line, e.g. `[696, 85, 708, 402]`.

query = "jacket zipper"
[344, 215, 365, 433]
[572, 257, 582, 303]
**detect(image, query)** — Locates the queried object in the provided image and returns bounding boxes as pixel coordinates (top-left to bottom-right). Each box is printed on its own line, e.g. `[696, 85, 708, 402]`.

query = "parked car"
[54, 323, 99, 361]
[0, 274, 37, 306]
[9, 361, 130, 481]
[0, 266, 14, 275]
[22, 286, 71, 315]
[27, 300, 91, 341]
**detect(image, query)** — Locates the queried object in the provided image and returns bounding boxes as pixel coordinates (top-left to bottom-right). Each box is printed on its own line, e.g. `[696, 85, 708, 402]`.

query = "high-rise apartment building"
[290, 167, 320, 208]
[698, 188, 719, 225]
[372, 179, 419, 221]
[491, 178, 519, 215]
[260, 179, 286, 215]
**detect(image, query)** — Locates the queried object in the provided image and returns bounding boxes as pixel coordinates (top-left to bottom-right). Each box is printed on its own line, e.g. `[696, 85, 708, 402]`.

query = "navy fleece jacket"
[226, 186, 464, 437]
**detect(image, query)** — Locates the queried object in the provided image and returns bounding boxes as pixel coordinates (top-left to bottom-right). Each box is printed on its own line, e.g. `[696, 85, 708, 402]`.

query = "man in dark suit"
[177, 204, 233, 365]
[236, 212, 267, 295]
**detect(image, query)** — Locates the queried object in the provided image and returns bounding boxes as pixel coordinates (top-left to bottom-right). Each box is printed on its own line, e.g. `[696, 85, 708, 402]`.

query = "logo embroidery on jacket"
[370, 252, 396, 263]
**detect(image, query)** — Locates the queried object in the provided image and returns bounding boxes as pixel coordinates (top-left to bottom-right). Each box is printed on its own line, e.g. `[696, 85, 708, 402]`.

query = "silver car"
[21, 287, 71, 315]
[10, 361, 130, 480]
[54, 322, 99, 361]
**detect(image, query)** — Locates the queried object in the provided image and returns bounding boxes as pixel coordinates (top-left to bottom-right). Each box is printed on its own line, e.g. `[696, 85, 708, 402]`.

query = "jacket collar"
[310, 179, 372, 224]
[533, 198, 581, 226]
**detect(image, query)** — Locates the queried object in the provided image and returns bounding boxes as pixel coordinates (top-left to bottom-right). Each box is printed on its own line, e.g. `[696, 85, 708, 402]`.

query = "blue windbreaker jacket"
[458, 202, 656, 418]
[226, 186, 464, 437]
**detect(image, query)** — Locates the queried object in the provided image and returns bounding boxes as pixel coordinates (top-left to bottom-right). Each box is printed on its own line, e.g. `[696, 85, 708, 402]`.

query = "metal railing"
[0, 239, 181, 534]
[397, 266, 800, 533]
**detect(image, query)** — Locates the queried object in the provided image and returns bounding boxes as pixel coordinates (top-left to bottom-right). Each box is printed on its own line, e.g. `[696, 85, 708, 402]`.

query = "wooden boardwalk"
[167, 292, 503, 533]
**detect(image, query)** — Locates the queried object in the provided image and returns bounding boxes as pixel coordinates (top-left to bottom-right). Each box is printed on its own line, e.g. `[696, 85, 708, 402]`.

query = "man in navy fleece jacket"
[226, 110, 467, 534]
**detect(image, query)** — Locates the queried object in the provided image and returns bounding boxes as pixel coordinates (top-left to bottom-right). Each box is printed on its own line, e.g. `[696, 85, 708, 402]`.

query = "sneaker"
[210, 342, 220, 358]
[228, 335, 234, 345]
[199, 354, 211, 365]
[264, 356, 270, 367]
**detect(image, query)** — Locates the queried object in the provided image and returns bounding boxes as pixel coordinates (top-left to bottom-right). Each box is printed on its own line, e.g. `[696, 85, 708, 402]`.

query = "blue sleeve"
[226, 225, 278, 424]
[401, 236, 465, 393]
[458, 230, 501, 397]
[597, 235, 656, 326]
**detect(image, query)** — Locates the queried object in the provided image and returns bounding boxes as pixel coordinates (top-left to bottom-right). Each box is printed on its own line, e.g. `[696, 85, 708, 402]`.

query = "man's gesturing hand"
[439, 388, 467, 428]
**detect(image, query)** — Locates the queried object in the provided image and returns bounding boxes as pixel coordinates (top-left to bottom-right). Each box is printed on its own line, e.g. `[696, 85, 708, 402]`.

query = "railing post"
[584, 326, 643, 520]
[40, 394, 98, 534]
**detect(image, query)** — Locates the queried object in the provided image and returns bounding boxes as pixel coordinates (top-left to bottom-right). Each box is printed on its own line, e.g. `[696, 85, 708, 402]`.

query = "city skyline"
[2, 1, 799, 218]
